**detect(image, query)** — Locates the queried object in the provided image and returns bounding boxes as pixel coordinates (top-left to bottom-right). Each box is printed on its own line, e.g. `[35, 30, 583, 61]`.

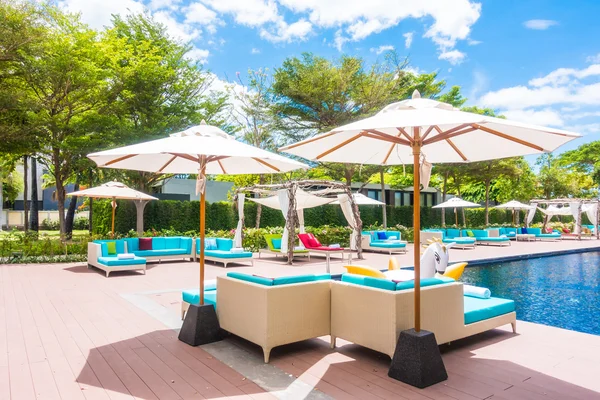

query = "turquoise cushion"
[273, 274, 331, 285]
[152, 237, 166, 250]
[396, 277, 453, 291]
[133, 249, 189, 257]
[341, 273, 367, 286]
[446, 229, 461, 238]
[537, 233, 561, 238]
[124, 238, 139, 252]
[443, 238, 475, 244]
[363, 276, 397, 291]
[205, 250, 252, 258]
[182, 290, 217, 309]
[477, 237, 509, 242]
[370, 242, 406, 249]
[164, 237, 180, 249]
[464, 296, 515, 324]
[97, 256, 146, 266]
[527, 228, 541, 235]
[272, 238, 282, 249]
[227, 272, 273, 286]
[216, 238, 233, 251]
[95, 239, 126, 256]
[179, 237, 192, 253]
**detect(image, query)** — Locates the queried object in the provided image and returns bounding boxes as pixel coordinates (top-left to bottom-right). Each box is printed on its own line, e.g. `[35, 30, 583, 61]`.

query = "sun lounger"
[298, 233, 352, 272]
[525, 228, 562, 241]
[87, 240, 146, 277]
[259, 234, 310, 260]
[195, 238, 254, 267]
[462, 229, 511, 246]
[421, 229, 476, 249]
[361, 230, 408, 254]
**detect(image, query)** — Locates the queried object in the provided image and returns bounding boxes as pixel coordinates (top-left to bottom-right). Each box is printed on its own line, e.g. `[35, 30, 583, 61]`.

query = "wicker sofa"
[123, 237, 194, 262]
[216, 273, 332, 362]
[87, 240, 146, 277]
[330, 274, 516, 358]
[195, 238, 254, 267]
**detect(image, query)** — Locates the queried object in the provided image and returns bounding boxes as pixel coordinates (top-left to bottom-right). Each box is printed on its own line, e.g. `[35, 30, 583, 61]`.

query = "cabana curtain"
[278, 189, 290, 253]
[338, 194, 359, 250]
[233, 193, 245, 247]
[570, 201, 581, 233]
[526, 203, 537, 226]
[297, 208, 305, 233]
[585, 203, 598, 226]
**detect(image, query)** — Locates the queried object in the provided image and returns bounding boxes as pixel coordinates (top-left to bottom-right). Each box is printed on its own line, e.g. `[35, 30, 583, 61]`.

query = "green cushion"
[272, 273, 330, 286]
[466, 230, 474, 237]
[97, 256, 146, 266]
[396, 277, 453, 291]
[227, 272, 273, 286]
[106, 241, 117, 255]
[464, 296, 515, 324]
[95, 239, 126, 256]
[205, 250, 252, 258]
[152, 237, 166, 250]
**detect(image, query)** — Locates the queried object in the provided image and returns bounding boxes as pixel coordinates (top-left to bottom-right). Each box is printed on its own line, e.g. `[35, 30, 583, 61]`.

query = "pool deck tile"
[1, 239, 600, 399]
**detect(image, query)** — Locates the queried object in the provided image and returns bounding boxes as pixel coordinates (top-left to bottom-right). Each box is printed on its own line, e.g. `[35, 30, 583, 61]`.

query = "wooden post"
[199, 156, 207, 305]
[577, 202, 582, 241]
[111, 197, 116, 238]
[380, 168, 387, 228]
[413, 128, 421, 332]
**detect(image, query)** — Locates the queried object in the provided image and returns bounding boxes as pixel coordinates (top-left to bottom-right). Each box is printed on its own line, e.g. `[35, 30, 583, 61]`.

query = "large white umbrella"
[67, 181, 158, 237]
[248, 188, 335, 210]
[495, 200, 533, 225]
[88, 123, 307, 314]
[433, 197, 479, 227]
[280, 90, 580, 336]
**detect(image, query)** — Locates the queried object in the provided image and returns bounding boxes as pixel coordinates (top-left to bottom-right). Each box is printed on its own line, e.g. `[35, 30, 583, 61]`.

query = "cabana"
[236, 180, 362, 266]
[531, 198, 600, 240]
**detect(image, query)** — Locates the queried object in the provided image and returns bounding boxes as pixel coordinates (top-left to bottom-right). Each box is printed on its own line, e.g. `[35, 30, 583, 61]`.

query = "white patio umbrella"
[280, 90, 580, 336]
[67, 181, 158, 237]
[88, 122, 307, 315]
[331, 192, 386, 206]
[433, 197, 479, 227]
[495, 200, 533, 225]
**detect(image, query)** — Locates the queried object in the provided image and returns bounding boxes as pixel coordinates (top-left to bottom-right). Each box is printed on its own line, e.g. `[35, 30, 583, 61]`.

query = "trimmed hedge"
[92, 199, 559, 236]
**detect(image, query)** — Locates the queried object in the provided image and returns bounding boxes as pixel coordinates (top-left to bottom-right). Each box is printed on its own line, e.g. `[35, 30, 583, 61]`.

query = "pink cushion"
[139, 238, 153, 250]
[307, 238, 320, 248]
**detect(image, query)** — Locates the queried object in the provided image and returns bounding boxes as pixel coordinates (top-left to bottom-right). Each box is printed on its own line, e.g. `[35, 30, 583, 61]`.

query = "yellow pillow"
[388, 257, 400, 270]
[441, 262, 467, 280]
[344, 265, 386, 278]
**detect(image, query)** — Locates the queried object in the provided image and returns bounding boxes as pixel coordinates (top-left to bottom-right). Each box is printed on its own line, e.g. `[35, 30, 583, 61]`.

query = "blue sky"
[60, 0, 600, 157]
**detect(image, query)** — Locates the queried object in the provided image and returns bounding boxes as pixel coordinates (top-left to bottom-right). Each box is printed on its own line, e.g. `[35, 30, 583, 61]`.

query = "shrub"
[40, 218, 60, 230]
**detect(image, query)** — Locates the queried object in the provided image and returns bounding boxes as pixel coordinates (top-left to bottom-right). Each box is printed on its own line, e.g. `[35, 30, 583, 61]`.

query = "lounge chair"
[195, 238, 254, 267]
[525, 228, 562, 241]
[421, 229, 476, 249]
[361, 230, 408, 254]
[331, 274, 516, 358]
[298, 233, 351, 269]
[124, 236, 194, 262]
[216, 273, 332, 362]
[462, 229, 511, 246]
[259, 234, 310, 260]
[87, 240, 146, 277]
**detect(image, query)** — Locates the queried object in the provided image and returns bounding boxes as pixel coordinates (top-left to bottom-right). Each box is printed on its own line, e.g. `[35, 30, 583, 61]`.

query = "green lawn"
[0, 230, 90, 237]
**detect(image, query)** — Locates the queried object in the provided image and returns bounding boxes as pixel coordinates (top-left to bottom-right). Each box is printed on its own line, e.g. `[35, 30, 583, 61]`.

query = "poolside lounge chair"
[361, 230, 408, 254]
[259, 234, 310, 260]
[525, 228, 562, 241]
[462, 229, 511, 246]
[297, 233, 351, 267]
[421, 229, 476, 249]
[331, 274, 516, 358]
[87, 240, 146, 277]
[195, 238, 254, 267]
[216, 273, 332, 363]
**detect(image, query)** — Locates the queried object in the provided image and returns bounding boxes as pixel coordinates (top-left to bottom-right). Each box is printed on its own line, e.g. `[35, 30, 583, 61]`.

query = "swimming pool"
[461, 251, 600, 335]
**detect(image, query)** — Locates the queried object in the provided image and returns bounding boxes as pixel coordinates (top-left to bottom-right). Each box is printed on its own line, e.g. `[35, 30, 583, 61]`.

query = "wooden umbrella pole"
[111, 197, 116, 238]
[412, 128, 421, 332]
[199, 156, 207, 306]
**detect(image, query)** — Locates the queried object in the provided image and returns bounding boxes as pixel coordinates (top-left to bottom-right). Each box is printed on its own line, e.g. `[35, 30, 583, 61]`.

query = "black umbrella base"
[388, 329, 448, 388]
[178, 304, 224, 346]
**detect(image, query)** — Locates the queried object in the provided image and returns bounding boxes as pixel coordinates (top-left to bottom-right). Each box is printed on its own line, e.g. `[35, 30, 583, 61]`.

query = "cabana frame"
[236, 180, 363, 264]
[530, 198, 600, 240]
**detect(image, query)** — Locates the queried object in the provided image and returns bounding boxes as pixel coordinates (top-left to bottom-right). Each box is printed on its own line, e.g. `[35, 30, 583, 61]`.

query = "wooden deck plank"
[29, 360, 62, 400]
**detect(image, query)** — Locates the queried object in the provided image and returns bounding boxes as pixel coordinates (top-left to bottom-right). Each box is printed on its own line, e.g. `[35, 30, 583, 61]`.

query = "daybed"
[298, 233, 352, 272]
[216, 272, 332, 362]
[330, 274, 516, 358]
[195, 238, 254, 267]
[87, 240, 146, 277]
[421, 229, 476, 249]
[258, 234, 310, 260]
[361, 230, 408, 254]
[124, 237, 194, 262]
[461, 229, 511, 246]
[524, 228, 562, 241]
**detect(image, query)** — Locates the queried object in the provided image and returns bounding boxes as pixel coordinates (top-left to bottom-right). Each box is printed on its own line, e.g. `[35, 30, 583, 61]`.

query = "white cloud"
[439, 49, 466, 65]
[370, 45, 394, 55]
[403, 32, 414, 49]
[148, 0, 182, 11]
[500, 108, 564, 127]
[528, 64, 600, 87]
[58, 0, 145, 29]
[251, 47, 261, 54]
[468, 69, 488, 100]
[154, 10, 201, 42]
[523, 19, 558, 30]
[259, 18, 312, 42]
[187, 47, 210, 63]
[333, 29, 348, 51]
[185, 2, 222, 33]
[200, 0, 280, 27]
[468, 39, 482, 45]
[586, 53, 600, 63]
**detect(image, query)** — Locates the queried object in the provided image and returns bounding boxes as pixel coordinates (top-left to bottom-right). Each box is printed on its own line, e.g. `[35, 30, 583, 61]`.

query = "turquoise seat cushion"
[527, 228, 541, 235]
[370, 242, 406, 249]
[272, 238, 282, 249]
[205, 250, 252, 258]
[443, 238, 475, 244]
[152, 237, 166, 250]
[179, 237, 192, 253]
[342, 274, 396, 291]
[273, 273, 331, 286]
[477, 237, 509, 242]
[97, 256, 146, 266]
[537, 233, 561, 238]
[164, 237, 181, 249]
[341, 273, 367, 286]
[217, 238, 234, 251]
[227, 272, 273, 286]
[124, 238, 139, 252]
[182, 290, 217, 308]
[446, 229, 461, 238]
[464, 296, 515, 324]
[132, 249, 189, 257]
[396, 277, 454, 291]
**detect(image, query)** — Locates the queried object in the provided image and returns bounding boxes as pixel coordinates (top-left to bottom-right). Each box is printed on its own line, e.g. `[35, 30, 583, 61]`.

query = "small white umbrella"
[67, 181, 157, 237]
[433, 197, 479, 227]
[280, 90, 580, 336]
[331, 192, 385, 205]
[495, 200, 533, 225]
[88, 122, 307, 311]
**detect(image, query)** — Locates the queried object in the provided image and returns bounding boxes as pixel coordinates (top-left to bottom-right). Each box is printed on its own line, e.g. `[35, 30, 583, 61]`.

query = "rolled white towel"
[230, 247, 244, 254]
[117, 253, 135, 260]
[464, 284, 491, 299]
[329, 243, 341, 248]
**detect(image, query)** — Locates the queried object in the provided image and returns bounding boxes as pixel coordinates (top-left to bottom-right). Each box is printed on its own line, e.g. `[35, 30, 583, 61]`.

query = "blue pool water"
[461, 252, 600, 335]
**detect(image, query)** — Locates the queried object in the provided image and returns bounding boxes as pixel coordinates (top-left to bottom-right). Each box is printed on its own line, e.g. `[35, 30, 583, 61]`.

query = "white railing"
[1, 210, 89, 228]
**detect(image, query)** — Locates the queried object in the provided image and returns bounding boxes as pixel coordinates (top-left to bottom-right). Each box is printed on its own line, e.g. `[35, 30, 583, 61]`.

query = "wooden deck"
[1, 240, 599, 399]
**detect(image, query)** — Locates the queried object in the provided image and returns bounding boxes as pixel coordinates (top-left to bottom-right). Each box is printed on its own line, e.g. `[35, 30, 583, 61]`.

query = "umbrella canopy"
[88, 122, 307, 318]
[494, 200, 533, 210]
[433, 197, 479, 209]
[280, 90, 580, 343]
[331, 193, 385, 206]
[248, 188, 335, 210]
[67, 181, 158, 201]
